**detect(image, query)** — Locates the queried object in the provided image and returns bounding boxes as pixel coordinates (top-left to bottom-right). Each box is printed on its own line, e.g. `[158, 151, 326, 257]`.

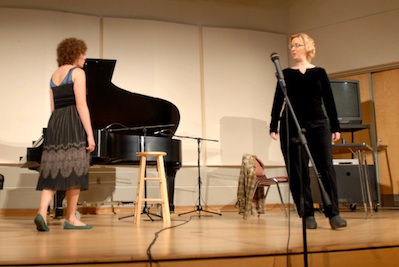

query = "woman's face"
[290, 37, 307, 62]
[75, 53, 86, 68]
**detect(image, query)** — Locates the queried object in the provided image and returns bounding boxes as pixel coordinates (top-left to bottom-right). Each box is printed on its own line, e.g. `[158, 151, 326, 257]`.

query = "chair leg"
[274, 180, 288, 217]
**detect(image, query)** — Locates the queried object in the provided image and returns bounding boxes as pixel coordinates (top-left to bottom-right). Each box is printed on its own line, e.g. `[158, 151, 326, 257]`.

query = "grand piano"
[23, 58, 182, 213]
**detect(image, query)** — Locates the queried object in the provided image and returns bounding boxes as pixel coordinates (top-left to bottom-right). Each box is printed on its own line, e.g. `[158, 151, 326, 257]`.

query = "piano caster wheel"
[349, 203, 357, 211]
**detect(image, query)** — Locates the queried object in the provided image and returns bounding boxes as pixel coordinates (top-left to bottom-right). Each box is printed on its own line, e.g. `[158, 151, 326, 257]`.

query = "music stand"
[176, 135, 222, 217]
[113, 123, 175, 221]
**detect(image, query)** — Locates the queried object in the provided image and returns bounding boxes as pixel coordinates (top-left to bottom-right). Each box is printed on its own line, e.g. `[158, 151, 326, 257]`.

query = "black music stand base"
[178, 204, 221, 217]
[118, 206, 162, 221]
[175, 137, 222, 218]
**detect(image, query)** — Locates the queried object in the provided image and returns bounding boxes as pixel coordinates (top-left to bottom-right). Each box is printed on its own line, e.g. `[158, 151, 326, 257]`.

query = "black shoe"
[305, 216, 317, 229]
[329, 215, 347, 230]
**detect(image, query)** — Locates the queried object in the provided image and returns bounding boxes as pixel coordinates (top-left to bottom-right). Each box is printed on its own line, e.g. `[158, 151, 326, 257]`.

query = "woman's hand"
[270, 132, 278, 140]
[332, 132, 341, 143]
[86, 136, 96, 152]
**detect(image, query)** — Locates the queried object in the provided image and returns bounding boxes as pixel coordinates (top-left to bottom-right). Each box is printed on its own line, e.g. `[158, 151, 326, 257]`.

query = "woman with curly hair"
[34, 38, 95, 231]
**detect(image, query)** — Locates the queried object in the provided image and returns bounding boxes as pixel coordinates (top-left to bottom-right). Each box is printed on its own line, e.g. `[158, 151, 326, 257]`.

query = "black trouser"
[280, 118, 339, 218]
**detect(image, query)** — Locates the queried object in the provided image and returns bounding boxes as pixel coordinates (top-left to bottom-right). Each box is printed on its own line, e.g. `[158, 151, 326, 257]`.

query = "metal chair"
[252, 156, 289, 217]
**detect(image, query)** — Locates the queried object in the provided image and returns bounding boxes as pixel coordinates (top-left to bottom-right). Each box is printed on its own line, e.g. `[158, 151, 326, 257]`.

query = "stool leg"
[134, 155, 147, 225]
[157, 155, 170, 224]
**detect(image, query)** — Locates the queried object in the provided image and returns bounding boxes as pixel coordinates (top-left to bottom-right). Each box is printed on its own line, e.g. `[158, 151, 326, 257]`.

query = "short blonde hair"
[290, 33, 316, 62]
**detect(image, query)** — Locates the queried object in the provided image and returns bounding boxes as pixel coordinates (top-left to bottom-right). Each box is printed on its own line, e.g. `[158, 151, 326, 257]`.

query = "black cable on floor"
[146, 216, 194, 267]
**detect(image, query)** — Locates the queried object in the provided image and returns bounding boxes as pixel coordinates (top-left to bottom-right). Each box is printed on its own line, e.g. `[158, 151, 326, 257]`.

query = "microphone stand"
[176, 135, 222, 217]
[271, 54, 331, 267]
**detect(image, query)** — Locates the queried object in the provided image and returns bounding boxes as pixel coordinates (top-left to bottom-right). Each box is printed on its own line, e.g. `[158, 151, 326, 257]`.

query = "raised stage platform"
[0, 207, 398, 267]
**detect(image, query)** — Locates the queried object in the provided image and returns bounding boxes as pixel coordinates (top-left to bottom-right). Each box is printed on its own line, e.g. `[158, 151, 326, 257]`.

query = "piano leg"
[165, 164, 179, 213]
[54, 191, 66, 218]
[0, 174, 4, 190]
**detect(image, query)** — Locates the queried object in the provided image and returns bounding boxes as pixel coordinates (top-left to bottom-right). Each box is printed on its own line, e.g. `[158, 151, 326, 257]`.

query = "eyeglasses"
[288, 43, 305, 49]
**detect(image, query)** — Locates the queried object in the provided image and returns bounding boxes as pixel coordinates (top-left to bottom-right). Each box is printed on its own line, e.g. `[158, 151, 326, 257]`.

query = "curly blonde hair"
[56, 38, 87, 66]
[290, 33, 316, 62]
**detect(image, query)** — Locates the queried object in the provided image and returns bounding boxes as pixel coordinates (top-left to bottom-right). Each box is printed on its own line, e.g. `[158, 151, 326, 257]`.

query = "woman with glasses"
[269, 33, 347, 230]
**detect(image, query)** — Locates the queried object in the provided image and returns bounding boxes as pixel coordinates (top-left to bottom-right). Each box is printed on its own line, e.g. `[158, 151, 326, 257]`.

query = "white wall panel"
[0, 8, 100, 163]
[202, 28, 288, 166]
[308, 9, 399, 74]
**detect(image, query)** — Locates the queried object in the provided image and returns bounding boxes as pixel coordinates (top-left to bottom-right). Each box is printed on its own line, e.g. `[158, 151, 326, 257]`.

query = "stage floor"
[1, 207, 399, 267]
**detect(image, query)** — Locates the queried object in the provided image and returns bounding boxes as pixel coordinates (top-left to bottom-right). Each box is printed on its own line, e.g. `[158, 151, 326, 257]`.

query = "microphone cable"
[146, 216, 194, 267]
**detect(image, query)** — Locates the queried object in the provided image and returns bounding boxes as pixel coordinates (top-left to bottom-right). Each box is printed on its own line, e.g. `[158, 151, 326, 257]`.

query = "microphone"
[270, 52, 285, 84]
[154, 129, 173, 135]
[270, 53, 284, 79]
[154, 129, 166, 135]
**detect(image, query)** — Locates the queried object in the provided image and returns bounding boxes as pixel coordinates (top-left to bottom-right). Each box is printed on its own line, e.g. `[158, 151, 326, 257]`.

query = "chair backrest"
[253, 156, 266, 178]
[251, 155, 288, 186]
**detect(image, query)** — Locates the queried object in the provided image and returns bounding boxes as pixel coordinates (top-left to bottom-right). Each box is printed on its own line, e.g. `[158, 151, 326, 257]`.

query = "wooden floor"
[1, 207, 399, 267]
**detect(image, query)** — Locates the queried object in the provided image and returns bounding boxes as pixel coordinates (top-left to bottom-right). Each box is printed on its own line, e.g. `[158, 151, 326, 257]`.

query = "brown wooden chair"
[252, 156, 289, 217]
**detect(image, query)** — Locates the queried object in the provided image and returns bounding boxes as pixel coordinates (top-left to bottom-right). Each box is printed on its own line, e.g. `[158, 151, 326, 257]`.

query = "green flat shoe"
[34, 214, 49, 232]
[63, 221, 93, 230]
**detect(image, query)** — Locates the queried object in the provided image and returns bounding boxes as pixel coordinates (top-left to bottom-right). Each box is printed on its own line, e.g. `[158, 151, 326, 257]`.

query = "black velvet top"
[269, 67, 340, 133]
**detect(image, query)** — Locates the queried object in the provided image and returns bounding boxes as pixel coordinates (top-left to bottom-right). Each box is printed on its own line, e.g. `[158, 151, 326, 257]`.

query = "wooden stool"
[134, 151, 171, 225]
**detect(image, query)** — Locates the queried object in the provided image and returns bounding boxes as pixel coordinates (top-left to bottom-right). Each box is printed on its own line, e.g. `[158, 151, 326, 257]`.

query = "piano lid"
[84, 58, 180, 136]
